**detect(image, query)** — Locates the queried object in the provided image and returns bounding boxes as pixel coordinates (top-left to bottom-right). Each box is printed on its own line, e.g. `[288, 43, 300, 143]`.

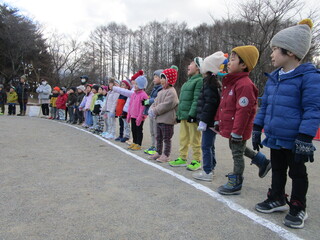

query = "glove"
[230, 132, 243, 143]
[143, 99, 150, 106]
[293, 133, 316, 163]
[252, 124, 263, 151]
[148, 108, 155, 118]
[187, 116, 197, 123]
[213, 121, 219, 133]
[197, 121, 207, 131]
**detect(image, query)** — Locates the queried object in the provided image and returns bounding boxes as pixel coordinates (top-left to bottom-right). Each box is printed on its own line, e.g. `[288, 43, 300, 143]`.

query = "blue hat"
[135, 76, 148, 89]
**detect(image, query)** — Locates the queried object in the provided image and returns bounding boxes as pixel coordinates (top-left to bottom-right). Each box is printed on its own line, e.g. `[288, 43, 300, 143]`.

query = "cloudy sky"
[2, 0, 318, 40]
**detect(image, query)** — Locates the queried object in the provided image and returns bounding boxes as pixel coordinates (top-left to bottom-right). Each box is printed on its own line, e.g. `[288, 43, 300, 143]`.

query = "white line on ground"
[66, 123, 302, 240]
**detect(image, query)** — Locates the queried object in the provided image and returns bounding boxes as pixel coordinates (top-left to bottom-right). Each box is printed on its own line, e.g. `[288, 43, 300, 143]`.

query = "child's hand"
[197, 121, 207, 131]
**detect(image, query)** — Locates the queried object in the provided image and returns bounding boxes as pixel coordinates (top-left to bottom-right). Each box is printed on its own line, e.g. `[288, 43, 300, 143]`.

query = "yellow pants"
[179, 120, 201, 161]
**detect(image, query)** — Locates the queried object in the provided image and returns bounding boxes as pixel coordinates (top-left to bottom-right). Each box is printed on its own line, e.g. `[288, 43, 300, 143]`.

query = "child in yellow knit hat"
[215, 45, 271, 195]
[253, 19, 320, 229]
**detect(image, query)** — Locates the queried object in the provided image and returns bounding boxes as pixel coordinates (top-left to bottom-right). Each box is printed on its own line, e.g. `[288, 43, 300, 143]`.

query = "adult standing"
[36, 79, 52, 117]
[16, 75, 30, 116]
[168, 57, 203, 171]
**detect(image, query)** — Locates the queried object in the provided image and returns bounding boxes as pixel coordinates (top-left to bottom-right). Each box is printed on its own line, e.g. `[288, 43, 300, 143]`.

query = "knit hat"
[270, 19, 313, 60]
[70, 87, 77, 93]
[61, 87, 67, 93]
[200, 51, 228, 74]
[114, 79, 121, 86]
[131, 70, 144, 81]
[232, 45, 259, 71]
[135, 75, 148, 89]
[53, 86, 60, 92]
[20, 75, 27, 80]
[161, 65, 179, 86]
[92, 84, 100, 92]
[122, 79, 131, 89]
[76, 85, 85, 92]
[153, 69, 163, 77]
[194, 57, 203, 69]
[101, 85, 108, 91]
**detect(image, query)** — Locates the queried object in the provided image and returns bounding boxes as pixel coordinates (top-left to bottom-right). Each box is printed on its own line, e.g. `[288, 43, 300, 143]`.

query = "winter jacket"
[80, 92, 94, 111]
[113, 86, 134, 113]
[143, 84, 163, 115]
[92, 94, 104, 115]
[152, 87, 179, 125]
[76, 92, 85, 107]
[36, 84, 52, 100]
[116, 95, 127, 117]
[56, 93, 68, 110]
[101, 90, 120, 113]
[50, 93, 59, 107]
[66, 92, 77, 107]
[254, 63, 320, 150]
[0, 89, 7, 104]
[16, 82, 30, 101]
[196, 76, 221, 127]
[127, 89, 148, 126]
[215, 72, 258, 140]
[7, 91, 18, 103]
[177, 73, 203, 120]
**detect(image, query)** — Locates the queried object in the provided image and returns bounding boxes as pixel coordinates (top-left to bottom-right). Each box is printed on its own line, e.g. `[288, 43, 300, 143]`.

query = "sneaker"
[283, 201, 308, 229]
[218, 173, 243, 195]
[0, 112, 4, 115]
[255, 189, 289, 213]
[148, 153, 160, 160]
[128, 143, 136, 149]
[120, 137, 129, 143]
[187, 160, 201, 171]
[156, 155, 170, 163]
[131, 144, 142, 151]
[192, 170, 213, 182]
[115, 136, 122, 141]
[169, 157, 187, 167]
[106, 134, 115, 139]
[144, 146, 157, 155]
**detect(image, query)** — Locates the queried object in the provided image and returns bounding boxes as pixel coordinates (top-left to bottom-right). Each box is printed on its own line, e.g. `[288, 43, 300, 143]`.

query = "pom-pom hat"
[270, 19, 313, 60]
[76, 85, 85, 92]
[161, 65, 179, 86]
[121, 79, 131, 89]
[131, 70, 144, 81]
[200, 51, 228, 74]
[232, 45, 259, 72]
[135, 76, 148, 89]
[194, 57, 203, 69]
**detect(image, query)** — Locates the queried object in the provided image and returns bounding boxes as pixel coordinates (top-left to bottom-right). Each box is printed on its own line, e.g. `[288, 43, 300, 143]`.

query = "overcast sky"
[2, 0, 319, 40]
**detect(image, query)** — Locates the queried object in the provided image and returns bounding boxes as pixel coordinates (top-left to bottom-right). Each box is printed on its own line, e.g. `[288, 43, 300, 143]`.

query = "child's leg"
[109, 116, 116, 136]
[59, 109, 65, 120]
[131, 118, 137, 144]
[136, 120, 144, 145]
[179, 120, 190, 160]
[123, 118, 130, 138]
[188, 121, 201, 161]
[201, 129, 217, 174]
[229, 140, 247, 175]
[156, 123, 163, 155]
[149, 117, 157, 147]
[118, 117, 124, 138]
[162, 124, 174, 157]
[0, 103, 5, 114]
[12, 104, 16, 115]
[8, 103, 12, 115]
[92, 115, 98, 129]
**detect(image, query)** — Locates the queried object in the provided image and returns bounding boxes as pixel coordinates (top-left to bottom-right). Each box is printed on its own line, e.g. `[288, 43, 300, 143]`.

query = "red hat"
[131, 70, 144, 81]
[161, 66, 178, 86]
[53, 86, 60, 92]
[122, 79, 131, 89]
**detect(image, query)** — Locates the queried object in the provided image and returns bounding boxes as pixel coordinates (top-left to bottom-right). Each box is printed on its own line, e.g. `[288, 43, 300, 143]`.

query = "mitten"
[148, 108, 155, 118]
[143, 99, 150, 106]
[293, 133, 316, 163]
[252, 124, 263, 151]
[197, 121, 207, 131]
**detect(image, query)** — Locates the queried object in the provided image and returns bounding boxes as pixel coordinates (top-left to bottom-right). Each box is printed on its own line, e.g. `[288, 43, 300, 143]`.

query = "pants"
[85, 110, 93, 126]
[119, 116, 130, 138]
[50, 107, 58, 119]
[74, 107, 84, 123]
[8, 103, 16, 115]
[202, 128, 217, 174]
[41, 104, 49, 116]
[149, 116, 157, 147]
[18, 99, 27, 113]
[156, 123, 174, 156]
[68, 106, 75, 122]
[179, 120, 201, 161]
[270, 148, 308, 209]
[229, 140, 256, 175]
[58, 109, 65, 120]
[131, 118, 144, 145]
[107, 112, 116, 136]
[0, 103, 5, 114]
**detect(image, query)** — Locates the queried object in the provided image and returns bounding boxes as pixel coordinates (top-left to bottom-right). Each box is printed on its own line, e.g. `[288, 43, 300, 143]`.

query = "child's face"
[160, 77, 166, 87]
[53, 90, 58, 94]
[86, 86, 91, 92]
[98, 87, 103, 94]
[227, 52, 246, 74]
[69, 89, 74, 94]
[187, 61, 199, 76]
[121, 82, 127, 89]
[59, 90, 64, 95]
[91, 88, 97, 94]
[153, 75, 161, 85]
[77, 89, 82, 94]
[10, 88, 14, 92]
[109, 82, 114, 90]
[270, 47, 290, 68]
[102, 89, 108, 95]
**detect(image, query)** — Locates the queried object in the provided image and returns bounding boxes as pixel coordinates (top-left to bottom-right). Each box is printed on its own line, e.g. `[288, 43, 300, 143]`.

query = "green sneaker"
[144, 146, 157, 155]
[187, 160, 201, 171]
[169, 157, 187, 167]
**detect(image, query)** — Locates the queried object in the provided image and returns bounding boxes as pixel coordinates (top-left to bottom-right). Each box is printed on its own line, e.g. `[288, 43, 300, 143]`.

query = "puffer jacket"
[177, 73, 203, 120]
[36, 84, 52, 100]
[254, 63, 320, 149]
[56, 93, 68, 110]
[143, 84, 163, 115]
[215, 72, 258, 140]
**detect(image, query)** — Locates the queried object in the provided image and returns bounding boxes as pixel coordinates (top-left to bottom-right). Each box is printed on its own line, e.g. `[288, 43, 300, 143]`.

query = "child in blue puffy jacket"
[253, 19, 320, 229]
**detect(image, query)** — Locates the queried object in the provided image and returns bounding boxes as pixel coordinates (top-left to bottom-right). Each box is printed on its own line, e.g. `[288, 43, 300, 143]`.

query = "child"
[36, 79, 52, 117]
[7, 86, 18, 115]
[127, 75, 148, 150]
[49, 87, 60, 119]
[115, 79, 131, 142]
[253, 19, 320, 229]
[215, 45, 271, 195]
[0, 84, 7, 115]
[143, 69, 163, 155]
[79, 84, 94, 128]
[73, 85, 86, 124]
[101, 79, 120, 139]
[148, 66, 179, 162]
[91, 85, 104, 133]
[16, 75, 30, 116]
[66, 87, 77, 123]
[192, 51, 227, 182]
[56, 87, 68, 120]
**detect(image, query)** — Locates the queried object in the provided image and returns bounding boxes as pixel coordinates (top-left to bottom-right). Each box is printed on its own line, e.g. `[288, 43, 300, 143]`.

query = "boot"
[251, 152, 271, 178]
[218, 173, 243, 195]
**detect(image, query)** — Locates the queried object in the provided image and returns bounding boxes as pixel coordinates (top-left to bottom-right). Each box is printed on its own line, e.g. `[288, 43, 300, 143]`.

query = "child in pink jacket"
[127, 75, 148, 150]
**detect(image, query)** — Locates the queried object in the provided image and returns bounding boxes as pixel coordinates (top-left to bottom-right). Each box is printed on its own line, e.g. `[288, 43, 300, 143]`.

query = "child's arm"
[188, 79, 203, 120]
[135, 92, 148, 126]
[153, 90, 179, 116]
[113, 86, 133, 98]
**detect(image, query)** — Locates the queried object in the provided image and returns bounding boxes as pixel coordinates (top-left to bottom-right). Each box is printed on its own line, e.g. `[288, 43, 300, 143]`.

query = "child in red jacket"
[56, 87, 68, 121]
[215, 45, 271, 195]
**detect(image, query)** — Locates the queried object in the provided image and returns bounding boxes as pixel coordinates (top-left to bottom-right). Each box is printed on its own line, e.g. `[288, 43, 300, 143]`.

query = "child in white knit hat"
[253, 19, 320, 229]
